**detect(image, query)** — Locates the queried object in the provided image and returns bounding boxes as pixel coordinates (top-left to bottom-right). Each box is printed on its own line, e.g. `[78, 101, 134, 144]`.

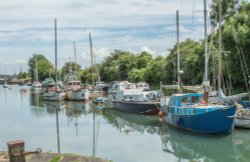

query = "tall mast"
[176, 10, 181, 92]
[218, 0, 222, 89]
[89, 33, 94, 85]
[204, 0, 208, 81]
[55, 19, 58, 90]
[73, 41, 76, 63]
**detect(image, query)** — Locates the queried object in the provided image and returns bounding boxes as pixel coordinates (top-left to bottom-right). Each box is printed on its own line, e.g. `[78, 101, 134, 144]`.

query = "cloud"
[141, 46, 156, 55]
[0, 0, 213, 74]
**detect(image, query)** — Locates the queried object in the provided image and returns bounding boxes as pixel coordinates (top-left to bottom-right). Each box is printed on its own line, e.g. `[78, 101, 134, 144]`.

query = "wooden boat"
[161, 93, 236, 134]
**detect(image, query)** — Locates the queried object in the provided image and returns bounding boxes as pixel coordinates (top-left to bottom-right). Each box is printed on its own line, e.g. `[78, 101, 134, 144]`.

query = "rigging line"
[222, 52, 233, 95]
[232, 27, 250, 92]
[178, 0, 184, 10]
[234, 28, 250, 77]
[232, 26, 250, 84]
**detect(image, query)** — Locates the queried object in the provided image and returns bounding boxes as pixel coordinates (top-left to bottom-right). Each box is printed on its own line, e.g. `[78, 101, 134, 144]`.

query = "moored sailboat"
[42, 19, 65, 101]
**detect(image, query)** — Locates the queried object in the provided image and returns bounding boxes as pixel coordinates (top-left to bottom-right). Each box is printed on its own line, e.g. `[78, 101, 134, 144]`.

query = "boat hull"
[163, 105, 236, 134]
[65, 89, 89, 100]
[235, 117, 250, 128]
[42, 91, 65, 101]
[112, 101, 160, 115]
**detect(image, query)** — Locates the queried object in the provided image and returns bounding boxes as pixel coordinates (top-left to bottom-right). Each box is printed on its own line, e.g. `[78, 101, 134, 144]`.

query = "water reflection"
[43, 101, 61, 153]
[103, 109, 161, 134]
[159, 124, 250, 162]
[64, 101, 91, 117]
[29, 92, 42, 107]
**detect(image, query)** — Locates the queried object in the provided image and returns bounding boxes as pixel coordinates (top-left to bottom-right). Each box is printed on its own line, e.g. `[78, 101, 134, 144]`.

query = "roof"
[172, 93, 203, 97]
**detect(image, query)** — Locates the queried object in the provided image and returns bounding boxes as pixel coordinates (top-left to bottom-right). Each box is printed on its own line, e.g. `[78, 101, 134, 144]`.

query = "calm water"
[1, 85, 250, 162]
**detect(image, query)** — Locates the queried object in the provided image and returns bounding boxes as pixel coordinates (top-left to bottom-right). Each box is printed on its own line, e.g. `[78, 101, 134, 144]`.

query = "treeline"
[27, 1, 250, 94]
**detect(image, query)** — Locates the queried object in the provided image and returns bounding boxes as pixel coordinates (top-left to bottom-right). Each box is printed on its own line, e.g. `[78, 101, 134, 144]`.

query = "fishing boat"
[161, 93, 236, 134]
[63, 73, 89, 101]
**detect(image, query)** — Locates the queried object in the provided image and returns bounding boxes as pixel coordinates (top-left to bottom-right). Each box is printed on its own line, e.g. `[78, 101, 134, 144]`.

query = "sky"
[0, 0, 213, 75]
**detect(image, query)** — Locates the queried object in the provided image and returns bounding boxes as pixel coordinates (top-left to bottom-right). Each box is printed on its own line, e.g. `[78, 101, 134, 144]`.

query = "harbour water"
[1, 85, 250, 162]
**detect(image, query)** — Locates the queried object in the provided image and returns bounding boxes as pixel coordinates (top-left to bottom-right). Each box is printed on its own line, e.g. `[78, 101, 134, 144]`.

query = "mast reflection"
[159, 124, 250, 161]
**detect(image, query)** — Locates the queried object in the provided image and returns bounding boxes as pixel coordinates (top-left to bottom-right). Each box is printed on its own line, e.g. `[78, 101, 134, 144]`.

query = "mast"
[55, 19, 58, 91]
[204, 0, 208, 82]
[73, 41, 76, 63]
[34, 55, 38, 81]
[176, 10, 181, 93]
[89, 33, 95, 85]
[218, 0, 222, 89]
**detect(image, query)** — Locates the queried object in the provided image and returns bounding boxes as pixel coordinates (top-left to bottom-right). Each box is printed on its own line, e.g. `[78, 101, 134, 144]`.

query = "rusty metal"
[7, 140, 25, 162]
[7, 140, 42, 162]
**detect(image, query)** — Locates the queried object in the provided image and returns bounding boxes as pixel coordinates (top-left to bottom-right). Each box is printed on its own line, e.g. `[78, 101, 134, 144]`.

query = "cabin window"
[191, 96, 199, 103]
[181, 97, 188, 104]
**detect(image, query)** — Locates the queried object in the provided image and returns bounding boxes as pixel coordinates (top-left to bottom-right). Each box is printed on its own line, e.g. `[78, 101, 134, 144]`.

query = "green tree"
[61, 61, 81, 79]
[28, 54, 54, 81]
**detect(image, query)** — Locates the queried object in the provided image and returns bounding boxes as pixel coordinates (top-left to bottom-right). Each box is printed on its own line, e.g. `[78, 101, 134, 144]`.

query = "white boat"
[3, 83, 9, 88]
[30, 81, 42, 92]
[63, 74, 89, 100]
[109, 81, 149, 95]
[110, 82, 161, 114]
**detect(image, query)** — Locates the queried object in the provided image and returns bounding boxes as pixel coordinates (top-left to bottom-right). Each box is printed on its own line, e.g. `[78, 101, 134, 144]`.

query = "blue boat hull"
[112, 101, 160, 114]
[163, 105, 236, 134]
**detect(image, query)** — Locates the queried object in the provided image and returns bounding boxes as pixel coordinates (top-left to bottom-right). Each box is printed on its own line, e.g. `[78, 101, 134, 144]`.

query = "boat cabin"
[169, 93, 202, 107]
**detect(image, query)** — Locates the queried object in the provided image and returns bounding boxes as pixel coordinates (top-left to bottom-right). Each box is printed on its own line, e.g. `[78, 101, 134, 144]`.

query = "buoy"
[201, 100, 205, 104]
[158, 111, 164, 118]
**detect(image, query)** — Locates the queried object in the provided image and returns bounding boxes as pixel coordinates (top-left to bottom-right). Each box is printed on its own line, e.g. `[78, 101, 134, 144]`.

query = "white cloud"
[0, 0, 214, 74]
[141, 46, 156, 55]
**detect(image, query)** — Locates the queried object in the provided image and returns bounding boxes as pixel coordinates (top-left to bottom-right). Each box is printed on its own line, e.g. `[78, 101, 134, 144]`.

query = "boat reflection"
[159, 124, 250, 161]
[29, 91, 43, 107]
[43, 100, 61, 153]
[64, 101, 92, 117]
[103, 109, 161, 134]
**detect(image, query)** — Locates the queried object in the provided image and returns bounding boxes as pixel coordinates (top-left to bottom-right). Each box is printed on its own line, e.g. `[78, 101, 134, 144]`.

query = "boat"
[161, 93, 236, 134]
[111, 90, 161, 114]
[30, 55, 42, 92]
[42, 78, 65, 101]
[93, 96, 107, 104]
[3, 83, 9, 88]
[63, 72, 89, 101]
[108, 81, 149, 95]
[41, 19, 65, 101]
[30, 81, 42, 92]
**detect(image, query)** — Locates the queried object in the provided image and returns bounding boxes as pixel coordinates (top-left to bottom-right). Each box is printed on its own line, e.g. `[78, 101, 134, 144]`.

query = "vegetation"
[24, 1, 250, 94]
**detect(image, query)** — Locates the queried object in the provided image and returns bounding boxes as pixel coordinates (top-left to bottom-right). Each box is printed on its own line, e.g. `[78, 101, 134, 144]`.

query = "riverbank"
[0, 151, 112, 162]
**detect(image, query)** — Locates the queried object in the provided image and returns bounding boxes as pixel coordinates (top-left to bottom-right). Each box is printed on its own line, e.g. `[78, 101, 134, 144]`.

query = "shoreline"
[0, 151, 111, 162]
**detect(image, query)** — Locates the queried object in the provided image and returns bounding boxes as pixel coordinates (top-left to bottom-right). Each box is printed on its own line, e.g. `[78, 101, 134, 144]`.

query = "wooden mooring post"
[7, 140, 26, 162]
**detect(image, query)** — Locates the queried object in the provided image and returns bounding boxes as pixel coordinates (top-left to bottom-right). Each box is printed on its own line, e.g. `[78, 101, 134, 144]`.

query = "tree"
[61, 61, 81, 79]
[28, 54, 54, 81]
